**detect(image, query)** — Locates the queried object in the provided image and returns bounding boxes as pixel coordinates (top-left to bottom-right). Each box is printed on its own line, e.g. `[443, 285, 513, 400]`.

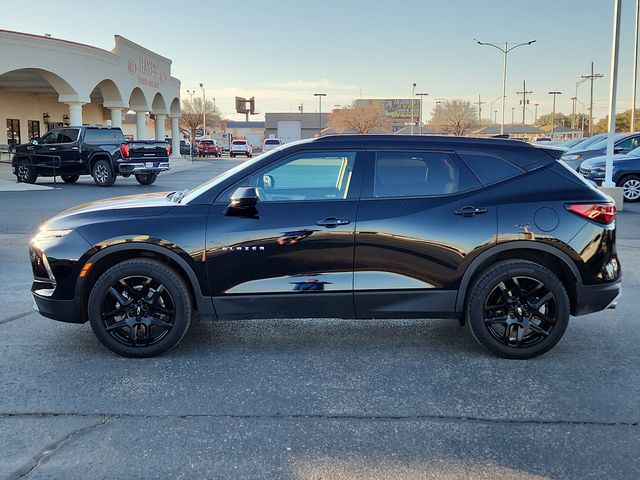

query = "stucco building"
[0, 30, 182, 159]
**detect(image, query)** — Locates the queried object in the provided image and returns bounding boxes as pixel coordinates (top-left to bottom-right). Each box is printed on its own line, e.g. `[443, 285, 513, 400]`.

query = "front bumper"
[32, 292, 84, 324]
[118, 161, 170, 174]
[574, 279, 621, 316]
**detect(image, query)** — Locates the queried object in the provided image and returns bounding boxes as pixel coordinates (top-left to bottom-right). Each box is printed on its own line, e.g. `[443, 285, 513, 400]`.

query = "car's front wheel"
[618, 175, 640, 202]
[88, 259, 193, 357]
[15, 163, 37, 184]
[466, 260, 570, 359]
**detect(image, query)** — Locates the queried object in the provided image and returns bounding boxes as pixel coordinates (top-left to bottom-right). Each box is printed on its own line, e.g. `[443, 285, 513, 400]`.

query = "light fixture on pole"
[411, 83, 417, 135]
[314, 93, 326, 136]
[199, 83, 206, 140]
[548, 91, 562, 138]
[416, 92, 428, 134]
[475, 38, 536, 135]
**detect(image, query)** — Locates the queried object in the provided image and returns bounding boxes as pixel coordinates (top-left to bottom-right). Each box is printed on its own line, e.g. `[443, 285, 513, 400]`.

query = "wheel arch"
[456, 241, 581, 322]
[76, 243, 215, 323]
[88, 153, 114, 172]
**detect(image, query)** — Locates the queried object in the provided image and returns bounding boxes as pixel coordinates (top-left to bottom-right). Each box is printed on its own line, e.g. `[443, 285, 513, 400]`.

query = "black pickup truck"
[12, 126, 170, 186]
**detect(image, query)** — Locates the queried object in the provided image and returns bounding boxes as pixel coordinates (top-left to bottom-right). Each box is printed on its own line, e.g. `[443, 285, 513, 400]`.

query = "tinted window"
[59, 129, 79, 143]
[371, 151, 478, 198]
[617, 135, 640, 153]
[84, 129, 125, 144]
[39, 130, 61, 144]
[265, 139, 280, 145]
[458, 152, 523, 185]
[233, 140, 246, 145]
[229, 152, 356, 202]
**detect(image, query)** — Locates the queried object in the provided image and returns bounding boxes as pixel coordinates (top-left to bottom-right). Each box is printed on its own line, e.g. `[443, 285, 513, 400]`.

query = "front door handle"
[316, 217, 350, 228]
[454, 206, 488, 217]
[49, 147, 57, 151]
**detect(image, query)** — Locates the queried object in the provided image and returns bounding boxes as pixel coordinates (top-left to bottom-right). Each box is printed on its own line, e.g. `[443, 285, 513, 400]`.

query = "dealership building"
[0, 30, 182, 158]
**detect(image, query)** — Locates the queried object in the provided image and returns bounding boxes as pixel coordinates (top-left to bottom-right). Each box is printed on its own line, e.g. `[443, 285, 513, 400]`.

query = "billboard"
[355, 99, 421, 120]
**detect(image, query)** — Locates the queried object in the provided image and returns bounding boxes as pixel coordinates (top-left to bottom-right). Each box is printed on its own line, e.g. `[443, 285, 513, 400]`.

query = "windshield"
[180, 149, 280, 203]
[585, 134, 626, 151]
[565, 134, 606, 153]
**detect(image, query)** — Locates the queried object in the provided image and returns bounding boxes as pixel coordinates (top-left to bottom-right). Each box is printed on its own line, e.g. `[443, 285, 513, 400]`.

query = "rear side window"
[370, 151, 479, 198]
[84, 129, 125, 144]
[59, 129, 79, 143]
[458, 152, 523, 185]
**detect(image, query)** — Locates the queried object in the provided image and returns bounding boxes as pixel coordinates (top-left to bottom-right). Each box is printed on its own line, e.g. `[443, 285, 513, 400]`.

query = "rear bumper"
[574, 279, 621, 316]
[32, 292, 84, 324]
[118, 162, 170, 174]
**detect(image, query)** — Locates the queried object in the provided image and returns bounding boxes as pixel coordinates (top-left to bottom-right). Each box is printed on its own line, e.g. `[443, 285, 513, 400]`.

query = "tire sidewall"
[16, 163, 37, 183]
[619, 175, 640, 202]
[466, 260, 570, 359]
[135, 173, 158, 185]
[92, 160, 116, 187]
[88, 259, 192, 357]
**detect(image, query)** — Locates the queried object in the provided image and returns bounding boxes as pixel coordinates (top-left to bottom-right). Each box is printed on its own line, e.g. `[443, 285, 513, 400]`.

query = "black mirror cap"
[613, 147, 623, 154]
[230, 186, 259, 208]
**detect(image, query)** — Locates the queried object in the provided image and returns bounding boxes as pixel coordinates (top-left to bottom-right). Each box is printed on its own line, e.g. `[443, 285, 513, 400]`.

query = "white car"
[263, 138, 282, 152]
[230, 139, 253, 158]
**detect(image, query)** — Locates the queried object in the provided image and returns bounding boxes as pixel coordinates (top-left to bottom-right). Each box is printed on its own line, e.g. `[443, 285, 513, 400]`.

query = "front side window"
[230, 151, 356, 202]
[617, 135, 640, 153]
[371, 151, 477, 198]
[38, 130, 61, 145]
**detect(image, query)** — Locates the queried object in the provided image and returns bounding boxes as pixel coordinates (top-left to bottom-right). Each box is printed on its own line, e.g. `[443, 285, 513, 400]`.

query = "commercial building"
[265, 113, 330, 143]
[0, 30, 182, 158]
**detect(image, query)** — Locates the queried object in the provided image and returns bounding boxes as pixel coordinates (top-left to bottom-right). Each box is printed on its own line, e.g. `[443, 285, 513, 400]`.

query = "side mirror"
[613, 146, 623, 154]
[30, 139, 39, 145]
[229, 186, 259, 209]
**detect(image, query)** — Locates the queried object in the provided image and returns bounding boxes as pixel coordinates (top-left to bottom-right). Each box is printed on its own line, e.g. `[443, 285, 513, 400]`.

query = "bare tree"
[430, 99, 478, 136]
[329, 101, 390, 134]
[179, 98, 222, 145]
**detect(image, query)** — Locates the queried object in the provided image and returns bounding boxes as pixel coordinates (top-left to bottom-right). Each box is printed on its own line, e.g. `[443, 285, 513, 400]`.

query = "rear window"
[84, 129, 125, 144]
[200, 140, 213, 145]
[458, 152, 523, 185]
[265, 139, 280, 145]
[233, 140, 246, 145]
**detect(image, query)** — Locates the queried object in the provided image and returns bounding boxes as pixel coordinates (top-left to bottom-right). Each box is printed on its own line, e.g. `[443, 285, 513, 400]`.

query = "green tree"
[593, 109, 640, 133]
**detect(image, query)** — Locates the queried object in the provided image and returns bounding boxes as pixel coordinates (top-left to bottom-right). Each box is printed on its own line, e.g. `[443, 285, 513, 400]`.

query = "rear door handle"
[49, 147, 57, 151]
[454, 206, 488, 217]
[316, 217, 350, 228]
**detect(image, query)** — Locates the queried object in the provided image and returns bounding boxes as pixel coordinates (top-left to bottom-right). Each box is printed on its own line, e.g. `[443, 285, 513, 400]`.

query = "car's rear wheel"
[92, 160, 116, 187]
[88, 259, 192, 357]
[15, 163, 37, 184]
[135, 173, 158, 185]
[61, 174, 79, 184]
[618, 175, 640, 202]
[466, 260, 570, 359]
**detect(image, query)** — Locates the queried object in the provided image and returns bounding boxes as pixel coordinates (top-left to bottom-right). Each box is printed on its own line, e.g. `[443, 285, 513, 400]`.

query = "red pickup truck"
[197, 140, 222, 157]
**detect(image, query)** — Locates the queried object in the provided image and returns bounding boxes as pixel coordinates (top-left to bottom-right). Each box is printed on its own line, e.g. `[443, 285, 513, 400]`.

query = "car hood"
[41, 191, 176, 230]
[581, 153, 637, 168]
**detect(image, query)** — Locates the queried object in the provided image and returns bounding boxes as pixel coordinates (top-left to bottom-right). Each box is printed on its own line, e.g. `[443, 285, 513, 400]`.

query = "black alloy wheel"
[466, 260, 569, 359]
[61, 174, 79, 184]
[88, 259, 192, 357]
[16, 163, 37, 184]
[92, 159, 116, 187]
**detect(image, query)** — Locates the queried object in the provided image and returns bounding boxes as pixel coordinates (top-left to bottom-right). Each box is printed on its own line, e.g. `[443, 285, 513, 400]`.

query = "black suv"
[29, 135, 620, 359]
[12, 126, 170, 186]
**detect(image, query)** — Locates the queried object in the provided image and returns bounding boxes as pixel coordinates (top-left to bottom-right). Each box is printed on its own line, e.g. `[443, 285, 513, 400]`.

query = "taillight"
[120, 143, 130, 158]
[165, 144, 171, 156]
[566, 203, 616, 224]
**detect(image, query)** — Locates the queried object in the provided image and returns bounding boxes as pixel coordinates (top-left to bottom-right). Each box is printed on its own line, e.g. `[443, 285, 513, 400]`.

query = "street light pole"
[549, 91, 562, 138]
[582, 63, 604, 136]
[199, 83, 205, 140]
[605, 0, 622, 189]
[416, 92, 428, 134]
[314, 93, 326, 137]
[475, 38, 536, 135]
[411, 83, 416, 135]
[534, 103, 539, 123]
[511, 107, 515, 124]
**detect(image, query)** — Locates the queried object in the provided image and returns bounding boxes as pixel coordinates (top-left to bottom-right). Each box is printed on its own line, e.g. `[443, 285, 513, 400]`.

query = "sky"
[3, 0, 639, 123]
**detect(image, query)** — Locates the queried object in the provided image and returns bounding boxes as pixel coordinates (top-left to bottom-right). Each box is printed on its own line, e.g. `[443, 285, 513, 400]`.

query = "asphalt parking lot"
[0, 158, 639, 479]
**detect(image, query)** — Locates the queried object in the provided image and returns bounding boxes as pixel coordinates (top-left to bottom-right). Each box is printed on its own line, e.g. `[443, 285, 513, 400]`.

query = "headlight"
[592, 166, 606, 173]
[563, 154, 581, 161]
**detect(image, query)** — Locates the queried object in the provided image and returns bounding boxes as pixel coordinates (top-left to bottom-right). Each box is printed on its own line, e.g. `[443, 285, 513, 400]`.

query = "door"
[354, 150, 496, 318]
[206, 150, 363, 319]
[55, 128, 82, 173]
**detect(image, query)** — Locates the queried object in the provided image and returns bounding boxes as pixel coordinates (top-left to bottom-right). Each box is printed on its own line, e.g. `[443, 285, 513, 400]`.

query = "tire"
[230, 153, 235, 158]
[92, 159, 116, 187]
[88, 259, 193, 358]
[466, 260, 570, 359]
[15, 163, 37, 184]
[135, 173, 158, 185]
[617, 175, 640, 202]
[61, 175, 79, 184]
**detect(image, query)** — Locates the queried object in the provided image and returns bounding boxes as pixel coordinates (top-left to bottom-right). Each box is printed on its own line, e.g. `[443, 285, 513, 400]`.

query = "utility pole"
[604, 0, 622, 188]
[199, 83, 205, 139]
[632, 0, 639, 132]
[582, 62, 604, 136]
[516, 80, 532, 124]
[313, 93, 326, 137]
[534, 103, 539, 123]
[411, 83, 416, 135]
[477, 94, 486, 122]
[549, 91, 562, 138]
[571, 97, 577, 137]
[511, 107, 515, 124]
[416, 92, 428, 134]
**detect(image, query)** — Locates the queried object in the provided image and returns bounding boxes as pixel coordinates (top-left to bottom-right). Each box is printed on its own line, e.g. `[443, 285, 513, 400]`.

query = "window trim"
[456, 149, 527, 187]
[360, 149, 483, 200]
